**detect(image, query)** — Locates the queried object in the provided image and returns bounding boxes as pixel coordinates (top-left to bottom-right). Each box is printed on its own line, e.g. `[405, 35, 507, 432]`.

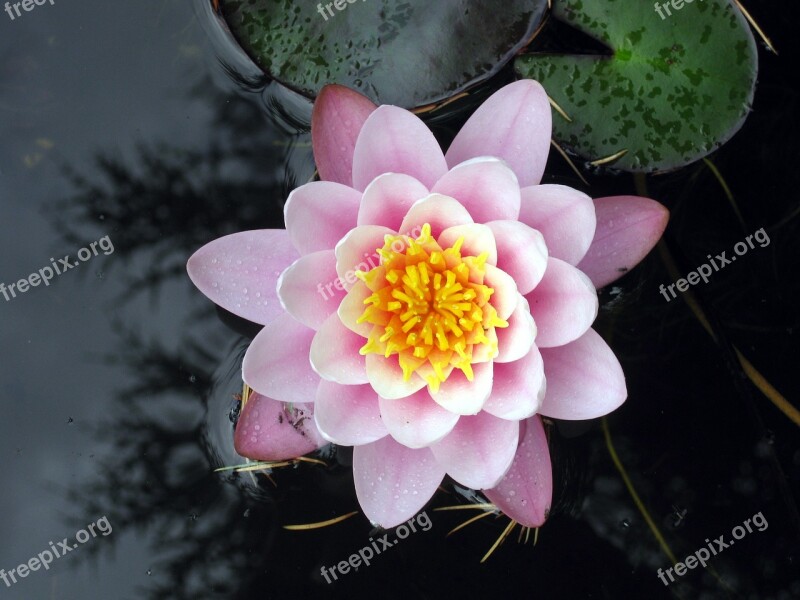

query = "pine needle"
[283, 511, 360, 531]
[590, 148, 628, 167]
[550, 139, 589, 186]
[434, 503, 498, 512]
[732, 0, 777, 54]
[480, 520, 517, 563]
[548, 95, 572, 122]
[447, 510, 495, 537]
[214, 460, 292, 473]
[602, 417, 678, 565]
[702, 158, 746, 231]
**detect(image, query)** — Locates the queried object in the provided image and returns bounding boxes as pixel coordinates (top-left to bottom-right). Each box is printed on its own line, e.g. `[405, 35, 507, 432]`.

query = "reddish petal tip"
[577, 195, 669, 288]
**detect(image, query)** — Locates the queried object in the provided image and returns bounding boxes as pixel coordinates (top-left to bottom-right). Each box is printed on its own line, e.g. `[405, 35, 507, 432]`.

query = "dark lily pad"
[515, 0, 758, 172]
[220, 0, 547, 108]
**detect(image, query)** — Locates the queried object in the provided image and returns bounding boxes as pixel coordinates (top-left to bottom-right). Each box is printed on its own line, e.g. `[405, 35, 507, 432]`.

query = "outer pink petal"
[438, 223, 497, 265]
[242, 312, 319, 403]
[187, 230, 298, 326]
[486, 220, 548, 294]
[284, 182, 362, 255]
[365, 353, 427, 400]
[310, 312, 369, 385]
[354, 437, 445, 528]
[357, 173, 429, 230]
[352, 105, 448, 191]
[518, 184, 596, 266]
[234, 393, 326, 461]
[335, 225, 394, 291]
[577, 195, 669, 288]
[495, 295, 537, 363]
[483, 416, 552, 528]
[539, 328, 627, 420]
[525, 257, 598, 348]
[430, 411, 519, 489]
[379, 389, 459, 449]
[398, 193, 473, 238]
[430, 361, 493, 415]
[445, 80, 552, 187]
[483, 346, 545, 420]
[314, 380, 388, 445]
[431, 158, 521, 223]
[277, 250, 343, 330]
[312, 84, 377, 187]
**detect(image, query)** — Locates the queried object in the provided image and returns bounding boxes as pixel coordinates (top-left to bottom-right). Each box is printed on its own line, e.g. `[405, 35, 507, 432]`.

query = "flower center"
[355, 223, 508, 392]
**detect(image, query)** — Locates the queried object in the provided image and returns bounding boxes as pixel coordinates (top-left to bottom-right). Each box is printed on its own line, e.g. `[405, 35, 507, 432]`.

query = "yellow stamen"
[356, 223, 508, 391]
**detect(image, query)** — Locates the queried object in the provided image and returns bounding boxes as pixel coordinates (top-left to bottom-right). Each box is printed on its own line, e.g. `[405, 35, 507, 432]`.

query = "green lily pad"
[515, 0, 758, 172]
[220, 0, 547, 108]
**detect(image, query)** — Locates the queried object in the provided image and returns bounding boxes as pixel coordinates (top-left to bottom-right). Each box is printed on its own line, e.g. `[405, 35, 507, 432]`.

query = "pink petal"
[483, 346, 545, 420]
[495, 295, 537, 363]
[472, 326, 499, 363]
[357, 173, 430, 230]
[431, 158, 521, 223]
[445, 80, 552, 187]
[310, 312, 369, 385]
[284, 182, 362, 255]
[314, 381, 388, 445]
[539, 328, 627, 420]
[242, 312, 319, 403]
[430, 411, 519, 489]
[398, 194, 474, 238]
[335, 225, 393, 292]
[483, 416, 552, 528]
[438, 223, 497, 265]
[577, 195, 670, 288]
[338, 280, 373, 337]
[234, 392, 326, 461]
[187, 230, 298, 326]
[354, 437, 445, 528]
[380, 389, 460, 449]
[365, 353, 427, 400]
[486, 220, 548, 294]
[430, 361, 493, 415]
[484, 264, 518, 320]
[352, 106, 448, 191]
[312, 84, 377, 187]
[277, 250, 343, 330]
[518, 184, 596, 266]
[525, 258, 598, 348]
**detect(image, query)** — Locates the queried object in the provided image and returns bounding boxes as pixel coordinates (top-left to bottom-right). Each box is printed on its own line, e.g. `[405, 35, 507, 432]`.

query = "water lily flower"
[188, 80, 668, 529]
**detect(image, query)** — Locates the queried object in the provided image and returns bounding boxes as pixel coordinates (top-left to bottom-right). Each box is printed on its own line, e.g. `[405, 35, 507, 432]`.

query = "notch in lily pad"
[516, 0, 759, 173]
[220, 0, 547, 108]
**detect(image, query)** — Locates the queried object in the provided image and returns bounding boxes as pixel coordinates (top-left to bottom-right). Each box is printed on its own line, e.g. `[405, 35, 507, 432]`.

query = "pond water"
[0, 1, 798, 599]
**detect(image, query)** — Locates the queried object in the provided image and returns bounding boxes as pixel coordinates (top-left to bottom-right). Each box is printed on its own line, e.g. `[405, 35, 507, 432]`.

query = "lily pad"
[220, 0, 547, 108]
[515, 0, 758, 172]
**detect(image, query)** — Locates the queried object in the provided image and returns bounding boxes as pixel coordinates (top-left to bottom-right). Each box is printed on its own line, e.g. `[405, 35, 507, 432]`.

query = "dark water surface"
[1, 1, 798, 599]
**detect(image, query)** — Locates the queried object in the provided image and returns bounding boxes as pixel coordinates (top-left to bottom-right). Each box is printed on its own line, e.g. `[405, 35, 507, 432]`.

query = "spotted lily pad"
[515, 0, 758, 172]
[220, 0, 547, 108]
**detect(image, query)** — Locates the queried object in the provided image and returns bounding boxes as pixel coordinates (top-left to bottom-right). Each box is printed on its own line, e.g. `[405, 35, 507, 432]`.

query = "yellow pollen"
[357, 223, 508, 389]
